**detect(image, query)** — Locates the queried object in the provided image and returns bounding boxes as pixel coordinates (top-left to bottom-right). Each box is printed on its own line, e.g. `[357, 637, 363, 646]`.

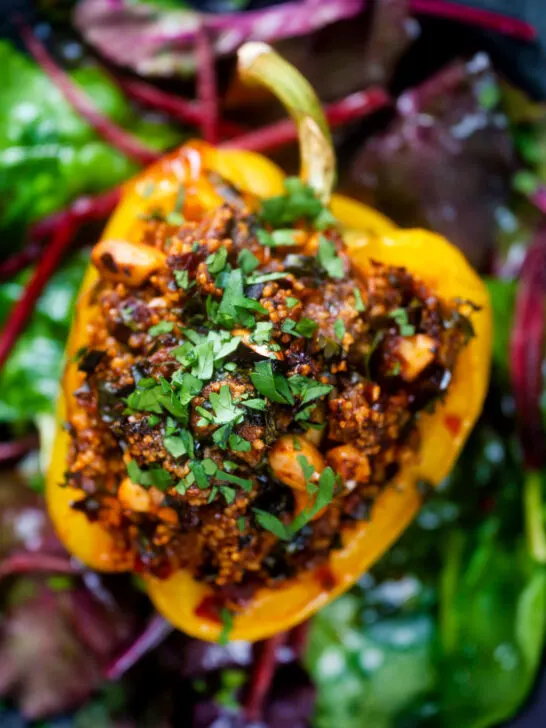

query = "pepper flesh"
[46, 138, 490, 641]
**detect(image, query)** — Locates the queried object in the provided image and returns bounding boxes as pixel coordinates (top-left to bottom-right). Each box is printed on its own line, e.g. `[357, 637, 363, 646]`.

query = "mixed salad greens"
[1, 2, 546, 726]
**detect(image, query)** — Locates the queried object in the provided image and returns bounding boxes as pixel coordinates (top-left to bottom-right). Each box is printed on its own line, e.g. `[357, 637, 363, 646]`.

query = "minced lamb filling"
[66, 175, 474, 606]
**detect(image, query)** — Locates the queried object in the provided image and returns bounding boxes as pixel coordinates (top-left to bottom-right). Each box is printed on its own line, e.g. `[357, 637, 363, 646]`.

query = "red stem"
[0, 245, 42, 281]
[0, 552, 80, 579]
[118, 77, 244, 138]
[19, 24, 159, 165]
[220, 87, 392, 152]
[288, 620, 310, 659]
[244, 633, 286, 723]
[509, 228, 546, 471]
[0, 434, 39, 464]
[0, 188, 122, 282]
[0, 219, 76, 372]
[105, 613, 173, 680]
[410, 0, 537, 41]
[196, 24, 219, 145]
[31, 187, 121, 242]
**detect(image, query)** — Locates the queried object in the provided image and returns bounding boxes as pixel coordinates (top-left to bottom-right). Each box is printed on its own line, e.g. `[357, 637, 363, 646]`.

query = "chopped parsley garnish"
[237, 517, 246, 531]
[259, 177, 332, 228]
[149, 321, 174, 337]
[250, 322, 274, 345]
[281, 317, 318, 338]
[238, 249, 259, 274]
[206, 247, 228, 274]
[334, 319, 346, 341]
[188, 460, 210, 489]
[287, 375, 333, 405]
[127, 460, 173, 490]
[242, 398, 267, 411]
[353, 287, 365, 312]
[257, 229, 300, 248]
[388, 361, 402, 376]
[209, 385, 244, 426]
[250, 361, 294, 404]
[166, 211, 184, 226]
[246, 271, 288, 284]
[174, 269, 193, 290]
[253, 464, 339, 540]
[253, 509, 290, 540]
[389, 308, 415, 336]
[219, 485, 236, 504]
[215, 269, 268, 329]
[317, 236, 344, 280]
[229, 433, 251, 452]
[216, 471, 253, 492]
[286, 296, 299, 309]
[218, 608, 234, 645]
[164, 429, 194, 459]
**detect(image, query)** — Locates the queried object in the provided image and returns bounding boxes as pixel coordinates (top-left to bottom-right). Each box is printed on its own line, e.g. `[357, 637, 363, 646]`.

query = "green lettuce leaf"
[0, 40, 181, 254]
[0, 251, 88, 424]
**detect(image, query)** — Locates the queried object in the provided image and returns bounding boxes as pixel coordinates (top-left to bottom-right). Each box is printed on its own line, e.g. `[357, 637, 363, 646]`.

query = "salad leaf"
[351, 55, 516, 271]
[0, 251, 88, 424]
[485, 277, 516, 378]
[308, 593, 437, 728]
[437, 529, 546, 728]
[0, 41, 180, 253]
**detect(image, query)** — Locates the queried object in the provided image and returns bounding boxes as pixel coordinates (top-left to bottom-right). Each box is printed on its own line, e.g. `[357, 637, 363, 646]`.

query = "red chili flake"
[314, 565, 337, 591]
[444, 414, 462, 436]
[194, 594, 224, 623]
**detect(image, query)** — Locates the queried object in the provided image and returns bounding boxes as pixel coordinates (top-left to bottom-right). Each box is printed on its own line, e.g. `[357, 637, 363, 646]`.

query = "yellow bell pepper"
[46, 43, 491, 642]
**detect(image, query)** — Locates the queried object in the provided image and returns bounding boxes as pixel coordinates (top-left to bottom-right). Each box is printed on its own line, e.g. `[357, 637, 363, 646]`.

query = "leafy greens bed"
[1, 4, 546, 727]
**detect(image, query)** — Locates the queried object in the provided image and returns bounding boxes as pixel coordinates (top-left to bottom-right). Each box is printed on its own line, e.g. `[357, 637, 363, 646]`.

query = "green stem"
[237, 42, 335, 204]
[524, 470, 546, 563]
[439, 529, 464, 655]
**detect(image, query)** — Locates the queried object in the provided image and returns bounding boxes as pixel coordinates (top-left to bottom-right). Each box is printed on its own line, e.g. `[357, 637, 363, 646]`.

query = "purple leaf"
[74, 0, 366, 77]
[350, 53, 517, 271]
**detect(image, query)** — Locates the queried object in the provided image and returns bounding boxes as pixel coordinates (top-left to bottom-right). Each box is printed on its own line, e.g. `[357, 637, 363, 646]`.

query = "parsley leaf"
[389, 308, 415, 336]
[218, 608, 234, 645]
[127, 460, 173, 490]
[253, 509, 290, 540]
[353, 287, 365, 312]
[209, 385, 244, 426]
[238, 249, 259, 274]
[149, 321, 174, 336]
[164, 429, 194, 459]
[242, 398, 267, 411]
[250, 322, 273, 345]
[229, 433, 251, 452]
[259, 177, 324, 227]
[318, 236, 344, 280]
[216, 471, 253, 491]
[257, 229, 301, 248]
[250, 361, 294, 404]
[189, 460, 210, 489]
[174, 269, 194, 290]
[206, 247, 228, 274]
[281, 317, 318, 338]
[334, 319, 346, 341]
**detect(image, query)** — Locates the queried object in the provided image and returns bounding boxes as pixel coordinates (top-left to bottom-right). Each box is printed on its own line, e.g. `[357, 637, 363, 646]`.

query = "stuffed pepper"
[46, 43, 491, 642]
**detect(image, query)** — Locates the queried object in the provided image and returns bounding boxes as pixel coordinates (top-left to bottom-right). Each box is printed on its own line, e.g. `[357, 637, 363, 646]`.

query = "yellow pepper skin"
[46, 140, 491, 642]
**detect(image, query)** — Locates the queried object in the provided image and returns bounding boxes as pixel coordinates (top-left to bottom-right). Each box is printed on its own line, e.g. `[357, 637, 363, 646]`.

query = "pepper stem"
[237, 42, 335, 204]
